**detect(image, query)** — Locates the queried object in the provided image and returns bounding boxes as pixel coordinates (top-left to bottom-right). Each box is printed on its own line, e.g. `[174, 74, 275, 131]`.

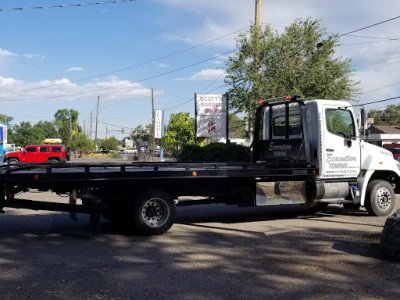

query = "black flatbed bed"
[0, 161, 319, 235]
[0, 161, 318, 183]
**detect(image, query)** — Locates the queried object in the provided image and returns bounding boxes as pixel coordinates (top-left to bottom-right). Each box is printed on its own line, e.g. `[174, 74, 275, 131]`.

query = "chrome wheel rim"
[141, 198, 170, 228]
[376, 187, 392, 210]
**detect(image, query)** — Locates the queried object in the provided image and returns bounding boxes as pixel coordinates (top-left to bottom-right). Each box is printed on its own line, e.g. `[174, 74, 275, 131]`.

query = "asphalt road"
[0, 191, 399, 300]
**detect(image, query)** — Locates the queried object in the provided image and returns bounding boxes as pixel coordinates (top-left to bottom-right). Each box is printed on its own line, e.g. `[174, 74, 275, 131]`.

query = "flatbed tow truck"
[1, 96, 399, 235]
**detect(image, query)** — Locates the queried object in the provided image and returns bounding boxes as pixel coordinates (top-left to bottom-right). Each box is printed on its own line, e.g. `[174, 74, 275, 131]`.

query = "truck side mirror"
[360, 108, 366, 136]
[347, 138, 352, 147]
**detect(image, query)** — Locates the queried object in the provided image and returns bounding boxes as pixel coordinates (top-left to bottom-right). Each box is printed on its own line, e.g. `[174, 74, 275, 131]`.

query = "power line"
[0, 50, 237, 102]
[339, 40, 397, 46]
[353, 96, 400, 107]
[345, 34, 400, 41]
[340, 15, 400, 37]
[0, 26, 248, 96]
[261, 20, 400, 42]
[99, 84, 229, 127]
[0, 0, 135, 12]
[97, 120, 136, 131]
[95, 82, 229, 130]
[3, 17, 398, 98]
[360, 81, 400, 95]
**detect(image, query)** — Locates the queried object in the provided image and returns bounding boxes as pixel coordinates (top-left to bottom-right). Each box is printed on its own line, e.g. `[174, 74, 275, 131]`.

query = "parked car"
[5, 145, 69, 164]
[383, 144, 400, 162]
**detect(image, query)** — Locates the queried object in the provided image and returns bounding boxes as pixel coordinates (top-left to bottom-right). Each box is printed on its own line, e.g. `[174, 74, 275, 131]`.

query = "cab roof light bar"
[258, 95, 302, 105]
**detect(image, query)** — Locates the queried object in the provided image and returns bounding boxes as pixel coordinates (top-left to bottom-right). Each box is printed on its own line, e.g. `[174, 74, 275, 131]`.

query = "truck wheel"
[8, 159, 19, 165]
[48, 159, 59, 164]
[130, 190, 175, 235]
[365, 180, 395, 216]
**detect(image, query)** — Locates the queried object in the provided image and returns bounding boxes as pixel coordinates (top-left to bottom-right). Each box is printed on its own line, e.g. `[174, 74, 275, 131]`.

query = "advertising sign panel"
[0, 123, 7, 144]
[154, 109, 164, 139]
[195, 94, 227, 138]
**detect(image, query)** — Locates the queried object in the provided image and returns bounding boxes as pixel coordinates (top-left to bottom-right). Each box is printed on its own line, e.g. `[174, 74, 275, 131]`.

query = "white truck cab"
[254, 97, 400, 216]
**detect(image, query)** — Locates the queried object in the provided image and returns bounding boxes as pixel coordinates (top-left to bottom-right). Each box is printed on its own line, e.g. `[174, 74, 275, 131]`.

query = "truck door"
[321, 105, 361, 178]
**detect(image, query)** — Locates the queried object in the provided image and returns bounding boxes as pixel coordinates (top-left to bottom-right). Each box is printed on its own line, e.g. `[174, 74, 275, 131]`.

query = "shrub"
[173, 143, 250, 162]
[109, 151, 122, 159]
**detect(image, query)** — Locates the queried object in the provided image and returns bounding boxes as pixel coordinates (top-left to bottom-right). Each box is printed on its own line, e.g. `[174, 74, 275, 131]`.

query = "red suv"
[6, 145, 69, 165]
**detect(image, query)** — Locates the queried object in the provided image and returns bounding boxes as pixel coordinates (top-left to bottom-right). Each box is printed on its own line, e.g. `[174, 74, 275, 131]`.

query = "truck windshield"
[325, 109, 355, 138]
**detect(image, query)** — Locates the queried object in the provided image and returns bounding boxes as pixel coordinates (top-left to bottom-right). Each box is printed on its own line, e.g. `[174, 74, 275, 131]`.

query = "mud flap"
[89, 198, 102, 233]
[0, 183, 4, 214]
[69, 189, 78, 221]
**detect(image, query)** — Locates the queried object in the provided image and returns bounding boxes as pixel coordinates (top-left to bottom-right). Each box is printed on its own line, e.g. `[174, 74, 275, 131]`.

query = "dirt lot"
[0, 192, 399, 299]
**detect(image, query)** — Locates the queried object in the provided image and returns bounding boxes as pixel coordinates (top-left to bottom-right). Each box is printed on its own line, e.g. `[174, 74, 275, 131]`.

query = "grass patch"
[347, 232, 381, 248]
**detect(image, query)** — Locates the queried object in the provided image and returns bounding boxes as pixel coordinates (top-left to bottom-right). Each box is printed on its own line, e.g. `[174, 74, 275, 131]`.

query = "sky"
[0, 0, 399, 140]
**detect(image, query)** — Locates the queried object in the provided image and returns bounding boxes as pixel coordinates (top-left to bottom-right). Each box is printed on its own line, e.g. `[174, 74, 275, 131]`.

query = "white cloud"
[190, 69, 226, 81]
[161, 33, 194, 44]
[67, 66, 84, 72]
[158, 63, 169, 68]
[23, 54, 45, 59]
[0, 75, 151, 103]
[0, 48, 16, 57]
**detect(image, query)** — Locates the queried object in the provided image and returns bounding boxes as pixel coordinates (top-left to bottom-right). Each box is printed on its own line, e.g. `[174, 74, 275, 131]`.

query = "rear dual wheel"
[129, 190, 176, 235]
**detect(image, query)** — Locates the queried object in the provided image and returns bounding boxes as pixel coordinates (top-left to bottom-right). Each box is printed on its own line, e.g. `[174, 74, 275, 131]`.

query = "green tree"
[0, 114, 13, 124]
[69, 132, 96, 154]
[34, 121, 59, 139]
[225, 19, 359, 123]
[368, 105, 400, 126]
[162, 112, 195, 149]
[8, 122, 45, 147]
[229, 114, 247, 139]
[100, 136, 119, 151]
[54, 109, 80, 147]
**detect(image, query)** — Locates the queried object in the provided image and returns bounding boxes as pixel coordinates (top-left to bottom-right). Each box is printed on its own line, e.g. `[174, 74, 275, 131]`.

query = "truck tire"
[365, 180, 395, 216]
[130, 190, 175, 235]
[48, 159, 59, 164]
[8, 158, 19, 165]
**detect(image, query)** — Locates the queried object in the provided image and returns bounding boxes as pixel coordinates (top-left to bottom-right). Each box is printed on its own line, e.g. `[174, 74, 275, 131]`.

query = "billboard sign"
[154, 109, 164, 139]
[0, 123, 7, 145]
[195, 94, 227, 138]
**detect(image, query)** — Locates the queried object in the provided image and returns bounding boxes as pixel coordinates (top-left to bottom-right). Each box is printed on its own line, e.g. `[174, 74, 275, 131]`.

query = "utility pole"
[151, 88, 155, 162]
[90, 112, 93, 139]
[255, 0, 261, 27]
[95, 96, 99, 150]
[70, 112, 72, 137]
[247, 0, 262, 137]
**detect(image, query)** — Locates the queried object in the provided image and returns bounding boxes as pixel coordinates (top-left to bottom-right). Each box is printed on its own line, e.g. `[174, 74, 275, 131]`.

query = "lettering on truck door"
[321, 105, 360, 178]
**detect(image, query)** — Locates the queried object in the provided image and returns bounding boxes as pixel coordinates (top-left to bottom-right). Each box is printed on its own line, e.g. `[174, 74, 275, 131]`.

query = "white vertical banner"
[195, 94, 227, 138]
[154, 109, 164, 139]
[0, 123, 7, 145]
